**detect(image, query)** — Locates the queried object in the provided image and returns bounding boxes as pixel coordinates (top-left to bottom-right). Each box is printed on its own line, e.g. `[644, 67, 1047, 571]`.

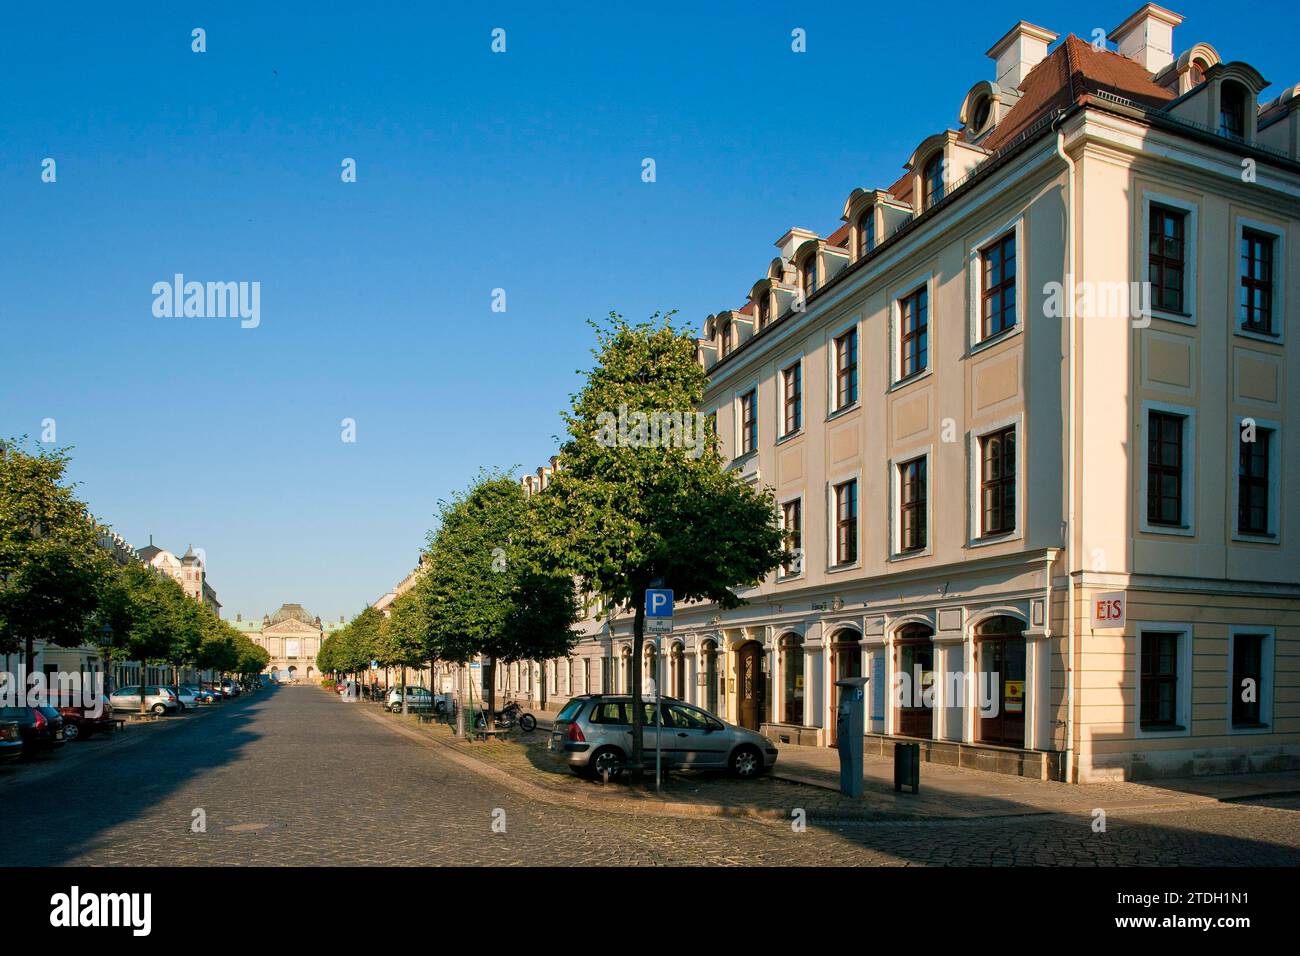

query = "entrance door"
[975, 617, 1027, 747]
[702, 643, 718, 714]
[737, 642, 765, 731]
[830, 636, 862, 745]
[895, 623, 935, 739]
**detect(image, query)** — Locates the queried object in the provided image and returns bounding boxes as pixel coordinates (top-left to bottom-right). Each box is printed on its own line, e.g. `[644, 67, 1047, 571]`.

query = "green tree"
[421, 472, 578, 721]
[378, 587, 432, 713]
[105, 563, 182, 713]
[532, 314, 787, 774]
[0, 440, 108, 670]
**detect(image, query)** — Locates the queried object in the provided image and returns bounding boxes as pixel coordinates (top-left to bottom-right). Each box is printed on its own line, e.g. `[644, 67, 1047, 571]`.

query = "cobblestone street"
[2, 686, 1298, 867]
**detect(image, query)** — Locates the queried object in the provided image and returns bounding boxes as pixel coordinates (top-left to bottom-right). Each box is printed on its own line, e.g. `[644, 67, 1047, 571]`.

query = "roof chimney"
[1111, 4, 1183, 74]
[987, 21, 1058, 88]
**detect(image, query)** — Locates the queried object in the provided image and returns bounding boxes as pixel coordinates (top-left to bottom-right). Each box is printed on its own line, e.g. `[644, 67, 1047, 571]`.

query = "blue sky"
[0, 1, 1292, 622]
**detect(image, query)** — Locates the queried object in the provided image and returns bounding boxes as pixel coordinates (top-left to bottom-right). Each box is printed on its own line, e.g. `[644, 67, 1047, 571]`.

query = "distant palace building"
[230, 604, 347, 682]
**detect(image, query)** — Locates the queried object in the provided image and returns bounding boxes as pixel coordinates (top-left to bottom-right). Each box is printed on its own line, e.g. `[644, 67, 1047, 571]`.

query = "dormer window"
[922, 153, 945, 211]
[757, 295, 771, 331]
[720, 320, 733, 357]
[1220, 82, 1247, 140]
[801, 256, 818, 298]
[857, 209, 875, 258]
[971, 96, 992, 134]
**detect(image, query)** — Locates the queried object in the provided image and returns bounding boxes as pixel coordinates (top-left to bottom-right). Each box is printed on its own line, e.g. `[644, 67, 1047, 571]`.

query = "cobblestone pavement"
[1, 687, 1298, 866]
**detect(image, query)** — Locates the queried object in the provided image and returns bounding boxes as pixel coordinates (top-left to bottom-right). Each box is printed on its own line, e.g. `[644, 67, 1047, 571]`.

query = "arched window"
[922, 152, 945, 210]
[620, 646, 632, 693]
[1189, 58, 1208, 86]
[801, 255, 818, 298]
[720, 319, 733, 356]
[644, 643, 659, 689]
[857, 208, 875, 258]
[971, 96, 992, 133]
[757, 294, 771, 330]
[1220, 82, 1247, 139]
[780, 633, 805, 725]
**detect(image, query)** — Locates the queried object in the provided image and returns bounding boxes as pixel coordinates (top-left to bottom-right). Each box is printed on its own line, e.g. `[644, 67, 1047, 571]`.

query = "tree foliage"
[531, 314, 788, 771]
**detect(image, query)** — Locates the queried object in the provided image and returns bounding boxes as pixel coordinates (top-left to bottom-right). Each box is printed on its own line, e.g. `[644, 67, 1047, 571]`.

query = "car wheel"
[729, 745, 764, 779]
[152, 703, 167, 716]
[588, 746, 626, 781]
[63, 723, 80, 742]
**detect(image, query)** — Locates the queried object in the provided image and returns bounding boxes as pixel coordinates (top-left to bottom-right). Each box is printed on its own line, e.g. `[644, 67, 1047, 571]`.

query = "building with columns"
[496, 5, 1300, 783]
[230, 604, 347, 683]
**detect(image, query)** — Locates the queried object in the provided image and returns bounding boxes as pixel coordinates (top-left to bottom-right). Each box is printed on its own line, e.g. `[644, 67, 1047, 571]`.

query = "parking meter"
[834, 676, 869, 797]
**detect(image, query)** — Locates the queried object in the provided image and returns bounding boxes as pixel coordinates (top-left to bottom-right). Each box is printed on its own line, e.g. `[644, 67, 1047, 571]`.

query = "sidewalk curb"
[352, 702, 1050, 823]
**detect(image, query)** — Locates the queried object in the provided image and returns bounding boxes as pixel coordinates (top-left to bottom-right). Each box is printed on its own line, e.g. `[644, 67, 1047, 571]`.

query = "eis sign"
[1089, 591, 1126, 630]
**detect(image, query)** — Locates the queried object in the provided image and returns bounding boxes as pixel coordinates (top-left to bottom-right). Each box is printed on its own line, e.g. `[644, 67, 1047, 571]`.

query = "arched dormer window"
[971, 96, 992, 134]
[757, 294, 771, 330]
[801, 254, 818, 298]
[1220, 81, 1247, 139]
[922, 153, 945, 211]
[1189, 57, 1208, 86]
[720, 319, 733, 356]
[857, 208, 875, 259]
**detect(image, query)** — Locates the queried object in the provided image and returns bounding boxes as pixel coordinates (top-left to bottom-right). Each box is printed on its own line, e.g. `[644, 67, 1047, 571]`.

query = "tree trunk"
[630, 587, 646, 777]
[486, 657, 496, 726]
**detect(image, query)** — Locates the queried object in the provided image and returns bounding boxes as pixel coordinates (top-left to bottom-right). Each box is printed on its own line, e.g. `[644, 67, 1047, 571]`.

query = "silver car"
[385, 686, 450, 712]
[108, 686, 179, 715]
[547, 695, 778, 780]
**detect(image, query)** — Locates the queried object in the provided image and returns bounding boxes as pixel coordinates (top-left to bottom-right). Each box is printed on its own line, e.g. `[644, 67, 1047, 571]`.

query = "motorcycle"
[473, 700, 537, 732]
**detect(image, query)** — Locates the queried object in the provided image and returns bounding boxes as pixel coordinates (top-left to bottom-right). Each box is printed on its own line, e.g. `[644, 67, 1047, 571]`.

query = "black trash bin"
[894, 742, 920, 793]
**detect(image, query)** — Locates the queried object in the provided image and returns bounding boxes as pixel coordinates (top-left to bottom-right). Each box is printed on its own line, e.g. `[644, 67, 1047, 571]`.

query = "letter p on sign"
[646, 589, 673, 617]
[1089, 591, 1126, 630]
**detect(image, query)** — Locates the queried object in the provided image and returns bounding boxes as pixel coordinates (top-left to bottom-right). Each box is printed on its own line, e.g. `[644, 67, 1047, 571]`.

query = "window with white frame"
[970, 221, 1021, 345]
[832, 327, 858, 411]
[780, 496, 803, 576]
[1136, 626, 1192, 736]
[1141, 402, 1196, 535]
[896, 455, 928, 553]
[1234, 417, 1279, 539]
[738, 388, 757, 456]
[973, 423, 1017, 539]
[1236, 218, 1284, 341]
[1228, 627, 1273, 731]
[899, 285, 929, 379]
[1142, 192, 1198, 324]
[781, 361, 802, 437]
[831, 478, 858, 566]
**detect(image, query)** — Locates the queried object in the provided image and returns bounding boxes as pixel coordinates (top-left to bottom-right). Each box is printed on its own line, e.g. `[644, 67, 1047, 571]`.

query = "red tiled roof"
[984, 34, 1174, 149]
[726, 34, 1178, 322]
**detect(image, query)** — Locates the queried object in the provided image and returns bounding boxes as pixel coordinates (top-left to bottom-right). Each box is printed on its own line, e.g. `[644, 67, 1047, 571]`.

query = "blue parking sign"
[645, 589, 673, 617]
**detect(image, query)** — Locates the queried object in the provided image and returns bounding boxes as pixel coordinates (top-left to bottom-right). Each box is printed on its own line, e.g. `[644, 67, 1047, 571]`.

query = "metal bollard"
[894, 742, 920, 793]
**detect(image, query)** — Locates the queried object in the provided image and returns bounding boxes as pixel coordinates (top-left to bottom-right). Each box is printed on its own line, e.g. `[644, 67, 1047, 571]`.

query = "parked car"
[0, 720, 23, 762]
[0, 706, 67, 756]
[385, 686, 449, 712]
[547, 694, 778, 780]
[166, 686, 198, 711]
[57, 696, 118, 741]
[187, 685, 219, 704]
[108, 686, 179, 716]
[220, 679, 241, 697]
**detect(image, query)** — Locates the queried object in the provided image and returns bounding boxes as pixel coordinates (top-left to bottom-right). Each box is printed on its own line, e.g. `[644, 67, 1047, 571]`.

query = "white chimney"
[1111, 4, 1183, 74]
[987, 21, 1059, 88]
